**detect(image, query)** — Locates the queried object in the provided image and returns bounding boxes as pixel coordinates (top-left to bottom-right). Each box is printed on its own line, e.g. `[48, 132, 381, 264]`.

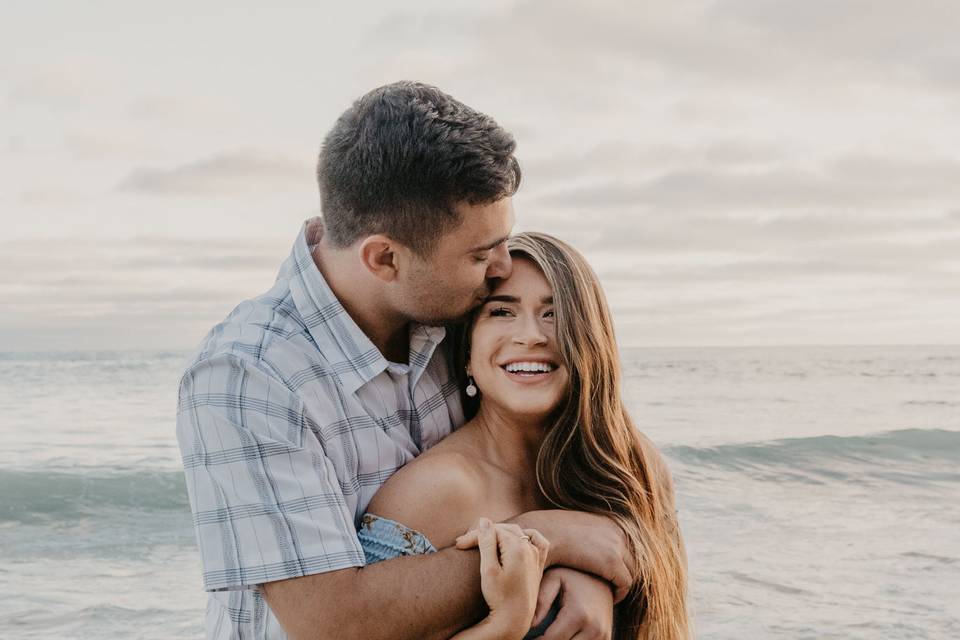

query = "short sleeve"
[176, 353, 365, 591]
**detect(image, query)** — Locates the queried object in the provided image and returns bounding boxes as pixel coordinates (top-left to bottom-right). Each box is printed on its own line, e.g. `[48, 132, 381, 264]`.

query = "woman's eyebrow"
[483, 294, 554, 304]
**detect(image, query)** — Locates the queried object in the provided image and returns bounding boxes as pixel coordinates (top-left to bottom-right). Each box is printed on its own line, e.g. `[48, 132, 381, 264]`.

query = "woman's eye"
[543, 309, 555, 318]
[490, 307, 513, 317]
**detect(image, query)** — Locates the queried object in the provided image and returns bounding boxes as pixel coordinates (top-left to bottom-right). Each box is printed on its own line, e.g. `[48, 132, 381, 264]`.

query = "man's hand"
[533, 567, 614, 640]
[457, 510, 635, 602]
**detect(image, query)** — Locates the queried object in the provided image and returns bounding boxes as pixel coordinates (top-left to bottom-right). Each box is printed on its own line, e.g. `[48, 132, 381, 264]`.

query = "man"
[177, 81, 632, 640]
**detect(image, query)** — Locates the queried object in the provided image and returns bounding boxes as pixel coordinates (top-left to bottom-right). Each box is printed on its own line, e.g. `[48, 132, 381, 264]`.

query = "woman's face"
[468, 257, 569, 423]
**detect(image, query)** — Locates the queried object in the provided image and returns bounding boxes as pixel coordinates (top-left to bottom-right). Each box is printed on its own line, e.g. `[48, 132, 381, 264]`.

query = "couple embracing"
[176, 81, 689, 640]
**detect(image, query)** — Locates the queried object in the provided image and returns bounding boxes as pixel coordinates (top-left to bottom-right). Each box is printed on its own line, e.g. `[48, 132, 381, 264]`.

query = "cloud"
[709, 0, 960, 88]
[0, 235, 288, 319]
[522, 138, 787, 190]
[0, 232, 295, 349]
[534, 155, 960, 214]
[570, 209, 960, 254]
[5, 61, 108, 108]
[578, 230, 960, 301]
[126, 95, 233, 125]
[118, 149, 313, 195]
[17, 186, 92, 207]
[62, 129, 160, 160]
[367, 0, 960, 98]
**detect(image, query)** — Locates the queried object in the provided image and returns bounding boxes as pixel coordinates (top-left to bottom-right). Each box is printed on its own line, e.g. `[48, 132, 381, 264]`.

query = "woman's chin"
[491, 398, 560, 425]
[478, 376, 566, 421]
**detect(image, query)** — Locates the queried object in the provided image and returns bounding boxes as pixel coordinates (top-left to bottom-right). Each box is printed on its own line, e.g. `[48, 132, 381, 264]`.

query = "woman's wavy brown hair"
[455, 231, 690, 639]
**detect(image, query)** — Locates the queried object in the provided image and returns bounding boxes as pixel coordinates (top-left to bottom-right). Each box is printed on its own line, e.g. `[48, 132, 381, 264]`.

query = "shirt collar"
[285, 219, 446, 395]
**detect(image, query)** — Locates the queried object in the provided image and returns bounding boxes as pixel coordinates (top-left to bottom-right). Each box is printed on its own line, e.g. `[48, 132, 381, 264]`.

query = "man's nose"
[485, 243, 512, 280]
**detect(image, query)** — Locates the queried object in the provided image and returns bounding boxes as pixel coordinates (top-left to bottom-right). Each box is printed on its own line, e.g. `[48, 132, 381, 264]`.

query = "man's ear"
[358, 235, 402, 282]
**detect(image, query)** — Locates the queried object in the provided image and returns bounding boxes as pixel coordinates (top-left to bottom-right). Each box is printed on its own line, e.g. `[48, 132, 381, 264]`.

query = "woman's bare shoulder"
[365, 443, 486, 548]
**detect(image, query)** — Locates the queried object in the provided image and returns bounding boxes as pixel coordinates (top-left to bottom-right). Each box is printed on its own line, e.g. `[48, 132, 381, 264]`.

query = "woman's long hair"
[455, 232, 689, 640]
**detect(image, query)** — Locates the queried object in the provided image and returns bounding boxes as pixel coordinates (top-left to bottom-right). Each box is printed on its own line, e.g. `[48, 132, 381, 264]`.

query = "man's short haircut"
[317, 81, 521, 256]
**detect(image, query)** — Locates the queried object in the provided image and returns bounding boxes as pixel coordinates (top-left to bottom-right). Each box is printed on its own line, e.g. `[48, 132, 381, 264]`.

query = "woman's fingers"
[455, 529, 480, 549]
[455, 517, 491, 549]
[493, 524, 523, 560]
[523, 528, 550, 565]
[476, 518, 502, 575]
[456, 521, 551, 563]
[466, 520, 554, 631]
[455, 520, 522, 549]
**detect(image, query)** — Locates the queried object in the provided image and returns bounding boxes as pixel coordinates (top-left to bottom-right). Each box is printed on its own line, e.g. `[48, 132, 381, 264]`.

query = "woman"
[358, 232, 689, 639]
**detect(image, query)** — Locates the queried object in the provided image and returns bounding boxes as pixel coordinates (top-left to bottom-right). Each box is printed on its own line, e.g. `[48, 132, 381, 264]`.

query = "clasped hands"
[454, 515, 622, 640]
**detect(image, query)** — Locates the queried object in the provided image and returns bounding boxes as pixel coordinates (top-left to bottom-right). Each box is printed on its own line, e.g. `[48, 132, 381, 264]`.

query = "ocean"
[1, 346, 957, 639]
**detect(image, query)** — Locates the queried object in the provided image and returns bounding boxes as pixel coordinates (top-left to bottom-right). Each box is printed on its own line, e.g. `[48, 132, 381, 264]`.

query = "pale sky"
[3, 1, 959, 350]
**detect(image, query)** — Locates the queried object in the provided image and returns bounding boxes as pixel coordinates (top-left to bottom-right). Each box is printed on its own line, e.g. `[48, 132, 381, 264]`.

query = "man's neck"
[311, 242, 410, 364]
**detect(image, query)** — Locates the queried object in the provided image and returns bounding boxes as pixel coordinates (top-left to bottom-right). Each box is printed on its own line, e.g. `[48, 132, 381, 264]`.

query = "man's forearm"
[356, 547, 487, 640]
[266, 508, 631, 639]
[263, 546, 487, 640]
[505, 509, 633, 602]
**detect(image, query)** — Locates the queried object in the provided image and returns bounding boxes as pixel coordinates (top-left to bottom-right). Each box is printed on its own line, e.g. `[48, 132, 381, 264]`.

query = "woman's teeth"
[503, 362, 555, 374]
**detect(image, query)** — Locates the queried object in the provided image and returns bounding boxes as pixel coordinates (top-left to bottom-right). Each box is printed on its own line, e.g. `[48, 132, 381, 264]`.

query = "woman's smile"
[498, 359, 561, 384]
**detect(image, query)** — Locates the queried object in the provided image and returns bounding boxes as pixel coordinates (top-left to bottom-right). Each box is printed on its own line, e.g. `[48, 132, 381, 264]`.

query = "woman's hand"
[451, 517, 550, 640]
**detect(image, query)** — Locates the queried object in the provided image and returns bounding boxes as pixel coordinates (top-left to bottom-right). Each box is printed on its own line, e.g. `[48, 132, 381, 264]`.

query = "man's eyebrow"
[469, 235, 510, 253]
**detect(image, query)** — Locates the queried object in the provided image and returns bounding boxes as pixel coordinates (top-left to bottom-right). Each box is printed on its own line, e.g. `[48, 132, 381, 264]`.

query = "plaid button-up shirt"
[176, 220, 464, 639]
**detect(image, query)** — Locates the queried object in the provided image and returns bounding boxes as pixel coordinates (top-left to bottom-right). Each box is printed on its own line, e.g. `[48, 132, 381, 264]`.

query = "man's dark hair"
[317, 81, 521, 256]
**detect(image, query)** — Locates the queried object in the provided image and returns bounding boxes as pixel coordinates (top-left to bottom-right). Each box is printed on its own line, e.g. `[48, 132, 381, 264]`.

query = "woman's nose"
[512, 313, 548, 346]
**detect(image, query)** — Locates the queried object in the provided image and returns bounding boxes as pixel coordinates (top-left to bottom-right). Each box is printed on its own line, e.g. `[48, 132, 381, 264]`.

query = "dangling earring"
[465, 376, 478, 398]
